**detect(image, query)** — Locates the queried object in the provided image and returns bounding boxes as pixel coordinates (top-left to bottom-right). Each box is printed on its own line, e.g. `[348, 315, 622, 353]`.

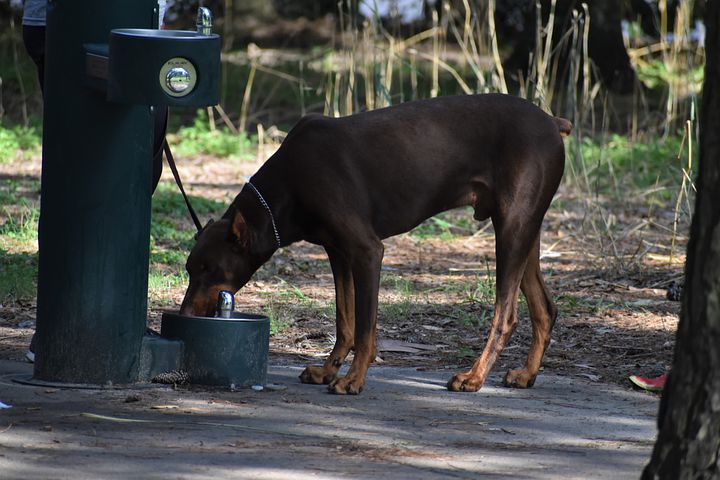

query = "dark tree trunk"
[502, 0, 636, 94]
[272, 0, 343, 20]
[642, 1, 720, 478]
[586, 0, 636, 93]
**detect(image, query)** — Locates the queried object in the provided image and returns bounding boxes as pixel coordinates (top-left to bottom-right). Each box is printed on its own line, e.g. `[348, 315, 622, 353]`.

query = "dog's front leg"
[328, 238, 384, 395]
[299, 246, 355, 385]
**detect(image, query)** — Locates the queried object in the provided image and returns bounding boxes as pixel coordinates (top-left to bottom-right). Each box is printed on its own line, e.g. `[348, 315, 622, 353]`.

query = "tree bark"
[586, 0, 636, 93]
[501, 0, 637, 94]
[642, 1, 720, 478]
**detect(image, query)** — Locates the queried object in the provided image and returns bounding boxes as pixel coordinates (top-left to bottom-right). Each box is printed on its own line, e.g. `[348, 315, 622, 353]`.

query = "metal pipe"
[197, 7, 213, 36]
[216, 291, 234, 318]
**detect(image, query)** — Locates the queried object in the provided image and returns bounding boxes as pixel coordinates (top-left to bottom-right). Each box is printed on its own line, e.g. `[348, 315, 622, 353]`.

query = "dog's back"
[267, 94, 566, 239]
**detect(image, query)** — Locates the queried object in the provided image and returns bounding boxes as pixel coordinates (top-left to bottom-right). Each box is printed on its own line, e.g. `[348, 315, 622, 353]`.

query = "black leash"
[162, 139, 206, 234]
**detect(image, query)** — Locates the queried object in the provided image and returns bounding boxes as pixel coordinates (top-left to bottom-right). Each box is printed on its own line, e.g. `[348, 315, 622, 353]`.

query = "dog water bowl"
[161, 312, 269, 387]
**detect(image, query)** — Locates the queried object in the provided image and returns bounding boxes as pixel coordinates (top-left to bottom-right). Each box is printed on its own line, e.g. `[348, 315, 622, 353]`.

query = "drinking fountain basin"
[160, 311, 269, 388]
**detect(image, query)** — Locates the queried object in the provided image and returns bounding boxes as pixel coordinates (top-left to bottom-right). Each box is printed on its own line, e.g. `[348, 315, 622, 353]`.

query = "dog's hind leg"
[447, 199, 545, 392]
[503, 235, 557, 388]
[299, 246, 355, 385]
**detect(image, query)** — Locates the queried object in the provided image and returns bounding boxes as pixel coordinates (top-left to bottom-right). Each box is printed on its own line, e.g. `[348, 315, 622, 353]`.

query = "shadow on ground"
[0, 360, 658, 479]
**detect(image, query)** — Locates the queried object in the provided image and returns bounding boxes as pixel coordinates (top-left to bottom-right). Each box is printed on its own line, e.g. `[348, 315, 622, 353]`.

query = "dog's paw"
[299, 366, 336, 385]
[328, 376, 364, 395]
[503, 368, 536, 388]
[446, 373, 483, 392]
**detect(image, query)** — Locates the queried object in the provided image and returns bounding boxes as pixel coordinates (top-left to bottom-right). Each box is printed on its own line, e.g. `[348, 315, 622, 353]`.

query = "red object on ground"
[629, 373, 668, 392]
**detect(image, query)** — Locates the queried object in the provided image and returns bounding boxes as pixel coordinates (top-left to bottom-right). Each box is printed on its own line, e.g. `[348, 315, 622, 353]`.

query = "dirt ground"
[0, 149, 684, 390]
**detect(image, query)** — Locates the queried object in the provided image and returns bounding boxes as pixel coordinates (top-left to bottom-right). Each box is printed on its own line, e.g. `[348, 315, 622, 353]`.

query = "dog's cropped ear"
[229, 212, 252, 250]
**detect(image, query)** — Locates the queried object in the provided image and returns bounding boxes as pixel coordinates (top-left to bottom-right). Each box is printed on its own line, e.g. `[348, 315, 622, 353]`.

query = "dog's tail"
[554, 117, 573, 138]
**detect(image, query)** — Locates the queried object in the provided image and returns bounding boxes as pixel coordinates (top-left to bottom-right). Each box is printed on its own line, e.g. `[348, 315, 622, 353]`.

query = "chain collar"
[245, 181, 282, 249]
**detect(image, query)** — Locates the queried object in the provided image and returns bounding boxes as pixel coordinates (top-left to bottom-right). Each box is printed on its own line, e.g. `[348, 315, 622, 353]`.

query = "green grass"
[566, 132, 695, 198]
[0, 250, 37, 301]
[0, 123, 41, 164]
[0, 178, 40, 204]
[147, 269, 189, 302]
[460, 275, 495, 305]
[1, 176, 41, 300]
[258, 279, 318, 335]
[149, 183, 227, 267]
[172, 109, 255, 159]
[410, 208, 476, 240]
[148, 270, 188, 291]
[378, 272, 498, 329]
[0, 103, 257, 166]
[557, 294, 615, 316]
[440, 275, 496, 328]
[263, 300, 292, 335]
[270, 278, 311, 302]
[0, 205, 39, 243]
[379, 273, 415, 321]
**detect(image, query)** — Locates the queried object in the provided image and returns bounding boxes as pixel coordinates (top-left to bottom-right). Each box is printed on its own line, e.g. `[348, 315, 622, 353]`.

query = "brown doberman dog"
[180, 93, 571, 394]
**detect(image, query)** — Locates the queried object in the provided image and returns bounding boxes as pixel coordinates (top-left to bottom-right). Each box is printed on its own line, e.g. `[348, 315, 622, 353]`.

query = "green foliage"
[262, 298, 292, 335]
[462, 275, 496, 306]
[1, 176, 40, 301]
[149, 183, 226, 266]
[444, 275, 495, 328]
[0, 250, 37, 301]
[257, 279, 315, 335]
[148, 270, 188, 293]
[0, 178, 37, 207]
[152, 182, 225, 218]
[150, 246, 188, 267]
[557, 294, 614, 316]
[566, 132, 693, 196]
[636, 59, 704, 91]
[0, 205, 39, 243]
[624, 21, 644, 43]
[379, 273, 415, 321]
[0, 123, 41, 164]
[271, 280, 309, 302]
[172, 110, 254, 159]
[410, 208, 476, 240]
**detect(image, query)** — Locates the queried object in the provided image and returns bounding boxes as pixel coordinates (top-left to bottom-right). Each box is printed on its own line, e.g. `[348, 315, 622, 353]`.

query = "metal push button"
[159, 57, 197, 97]
[166, 67, 191, 92]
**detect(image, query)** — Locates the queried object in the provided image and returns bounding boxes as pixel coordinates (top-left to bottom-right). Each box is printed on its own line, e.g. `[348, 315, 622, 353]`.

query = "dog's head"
[179, 213, 271, 317]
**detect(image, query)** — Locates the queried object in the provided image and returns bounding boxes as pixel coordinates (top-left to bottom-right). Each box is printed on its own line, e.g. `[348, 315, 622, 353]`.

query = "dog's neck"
[245, 181, 281, 248]
[227, 177, 299, 253]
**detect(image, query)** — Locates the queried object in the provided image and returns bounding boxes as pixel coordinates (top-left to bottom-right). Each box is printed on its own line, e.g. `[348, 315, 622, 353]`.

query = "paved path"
[0, 360, 659, 479]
